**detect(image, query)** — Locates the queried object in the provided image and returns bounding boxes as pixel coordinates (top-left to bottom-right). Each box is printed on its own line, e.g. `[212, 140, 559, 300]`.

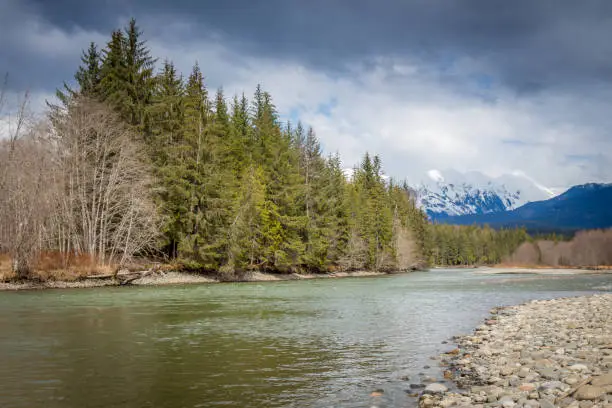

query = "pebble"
[423, 383, 448, 395]
[569, 364, 589, 372]
[539, 367, 559, 380]
[520, 383, 536, 392]
[539, 400, 555, 408]
[420, 295, 612, 408]
[592, 372, 612, 387]
[574, 385, 605, 400]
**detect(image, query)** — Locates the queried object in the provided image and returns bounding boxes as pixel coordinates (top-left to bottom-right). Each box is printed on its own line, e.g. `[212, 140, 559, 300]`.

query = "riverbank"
[0, 269, 392, 291]
[420, 294, 612, 408]
[478, 267, 612, 275]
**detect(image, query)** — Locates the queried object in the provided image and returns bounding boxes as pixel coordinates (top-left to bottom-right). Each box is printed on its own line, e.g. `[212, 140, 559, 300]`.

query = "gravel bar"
[420, 294, 612, 408]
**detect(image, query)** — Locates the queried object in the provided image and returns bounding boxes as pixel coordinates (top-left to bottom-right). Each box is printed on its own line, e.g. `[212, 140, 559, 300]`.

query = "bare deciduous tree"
[505, 229, 612, 267]
[0, 83, 53, 278]
[49, 97, 159, 267]
[1, 90, 159, 279]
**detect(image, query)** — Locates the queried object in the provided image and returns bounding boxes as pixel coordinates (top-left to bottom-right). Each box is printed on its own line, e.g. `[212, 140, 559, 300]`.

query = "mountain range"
[435, 183, 612, 233]
[410, 169, 611, 232]
[414, 169, 556, 219]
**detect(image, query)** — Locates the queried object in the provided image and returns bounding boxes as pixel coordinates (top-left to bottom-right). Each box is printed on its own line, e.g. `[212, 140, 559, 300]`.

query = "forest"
[0, 19, 433, 280]
[1, 19, 607, 283]
[427, 224, 529, 266]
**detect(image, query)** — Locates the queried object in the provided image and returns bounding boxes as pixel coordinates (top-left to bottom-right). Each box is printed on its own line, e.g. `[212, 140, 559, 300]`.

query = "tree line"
[506, 228, 612, 267]
[426, 224, 530, 266]
[0, 19, 430, 280]
[427, 224, 612, 267]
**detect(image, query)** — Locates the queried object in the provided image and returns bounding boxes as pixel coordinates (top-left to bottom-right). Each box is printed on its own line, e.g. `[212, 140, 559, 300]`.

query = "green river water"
[0, 269, 610, 408]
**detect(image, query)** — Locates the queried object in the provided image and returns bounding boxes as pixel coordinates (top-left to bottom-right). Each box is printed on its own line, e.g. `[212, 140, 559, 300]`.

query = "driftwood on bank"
[117, 269, 153, 285]
[555, 375, 592, 404]
[85, 266, 162, 285]
[85, 273, 115, 280]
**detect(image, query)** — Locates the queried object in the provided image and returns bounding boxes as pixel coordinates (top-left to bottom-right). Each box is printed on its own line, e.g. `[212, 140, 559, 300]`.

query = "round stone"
[574, 385, 605, 401]
[423, 383, 448, 395]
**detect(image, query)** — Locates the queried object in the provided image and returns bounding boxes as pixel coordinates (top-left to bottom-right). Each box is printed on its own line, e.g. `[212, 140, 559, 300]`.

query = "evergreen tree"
[56, 42, 102, 104]
[180, 62, 210, 263]
[99, 29, 129, 119]
[197, 88, 234, 267]
[150, 60, 185, 258]
[229, 93, 251, 171]
[75, 42, 102, 97]
[123, 18, 156, 132]
[253, 90, 305, 269]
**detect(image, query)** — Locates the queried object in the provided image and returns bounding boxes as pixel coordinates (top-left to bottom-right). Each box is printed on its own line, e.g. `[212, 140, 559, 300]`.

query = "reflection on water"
[0, 270, 609, 408]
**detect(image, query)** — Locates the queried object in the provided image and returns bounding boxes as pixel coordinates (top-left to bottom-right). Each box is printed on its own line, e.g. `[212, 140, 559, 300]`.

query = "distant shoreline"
[478, 266, 612, 275]
[433, 264, 612, 273]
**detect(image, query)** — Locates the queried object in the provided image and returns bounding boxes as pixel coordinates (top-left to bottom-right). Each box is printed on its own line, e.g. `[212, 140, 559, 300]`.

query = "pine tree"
[56, 42, 102, 104]
[123, 18, 156, 133]
[75, 42, 102, 97]
[299, 128, 337, 269]
[150, 60, 186, 258]
[99, 30, 129, 119]
[229, 93, 251, 171]
[150, 60, 184, 158]
[180, 62, 210, 264]
[250, 88, 305, 269]
[197, 88, 234, 267]
[318, 154, 350, 267]
[225, 165, 267, 271]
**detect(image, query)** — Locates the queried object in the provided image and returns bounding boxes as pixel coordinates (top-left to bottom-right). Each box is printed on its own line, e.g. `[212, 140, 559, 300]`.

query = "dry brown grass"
[32, 252, 116, 281]
[0, 253, 16, 281]
[0, 251, 119, 282]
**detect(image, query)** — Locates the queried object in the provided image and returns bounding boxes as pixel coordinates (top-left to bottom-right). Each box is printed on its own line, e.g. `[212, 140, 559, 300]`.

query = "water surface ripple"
[0, 269, 610, 407]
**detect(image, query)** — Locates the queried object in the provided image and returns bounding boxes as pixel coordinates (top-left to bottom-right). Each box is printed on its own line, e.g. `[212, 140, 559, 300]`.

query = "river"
[0, 269, 610, 408]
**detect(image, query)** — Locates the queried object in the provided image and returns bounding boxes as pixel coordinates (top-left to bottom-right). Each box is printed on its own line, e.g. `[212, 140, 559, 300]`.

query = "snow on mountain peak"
[413, 169, 556, 218]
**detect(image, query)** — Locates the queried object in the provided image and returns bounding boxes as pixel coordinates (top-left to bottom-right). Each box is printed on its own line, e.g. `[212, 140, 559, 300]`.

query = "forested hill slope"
[436, 183, 612, 233]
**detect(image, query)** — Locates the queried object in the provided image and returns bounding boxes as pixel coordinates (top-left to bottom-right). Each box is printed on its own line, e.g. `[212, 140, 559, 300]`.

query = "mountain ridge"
[413, 169, 555, 218]
[436, 183, 612, 232]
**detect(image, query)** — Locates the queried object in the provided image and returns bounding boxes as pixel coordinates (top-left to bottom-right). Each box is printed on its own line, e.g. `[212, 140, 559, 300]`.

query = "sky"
[1, 0, 612, 189]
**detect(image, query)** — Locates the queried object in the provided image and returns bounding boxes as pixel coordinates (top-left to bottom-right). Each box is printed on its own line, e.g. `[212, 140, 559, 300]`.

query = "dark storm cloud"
[3, 0, 612, 93]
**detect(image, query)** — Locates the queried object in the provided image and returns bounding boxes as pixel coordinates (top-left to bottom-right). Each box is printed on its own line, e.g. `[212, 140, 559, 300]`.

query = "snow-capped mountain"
[437, 183, 612, 232]
[414, 169, 556, 219]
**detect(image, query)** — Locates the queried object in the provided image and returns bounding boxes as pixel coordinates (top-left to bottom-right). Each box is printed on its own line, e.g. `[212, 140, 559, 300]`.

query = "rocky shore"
[420, 294, 612, 408]
[0, 269, 389, 291]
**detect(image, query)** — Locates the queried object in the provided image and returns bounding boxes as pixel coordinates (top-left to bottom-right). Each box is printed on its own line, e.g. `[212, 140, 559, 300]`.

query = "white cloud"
[157, 40, 610, 189]
[9, 17, 612, 189]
